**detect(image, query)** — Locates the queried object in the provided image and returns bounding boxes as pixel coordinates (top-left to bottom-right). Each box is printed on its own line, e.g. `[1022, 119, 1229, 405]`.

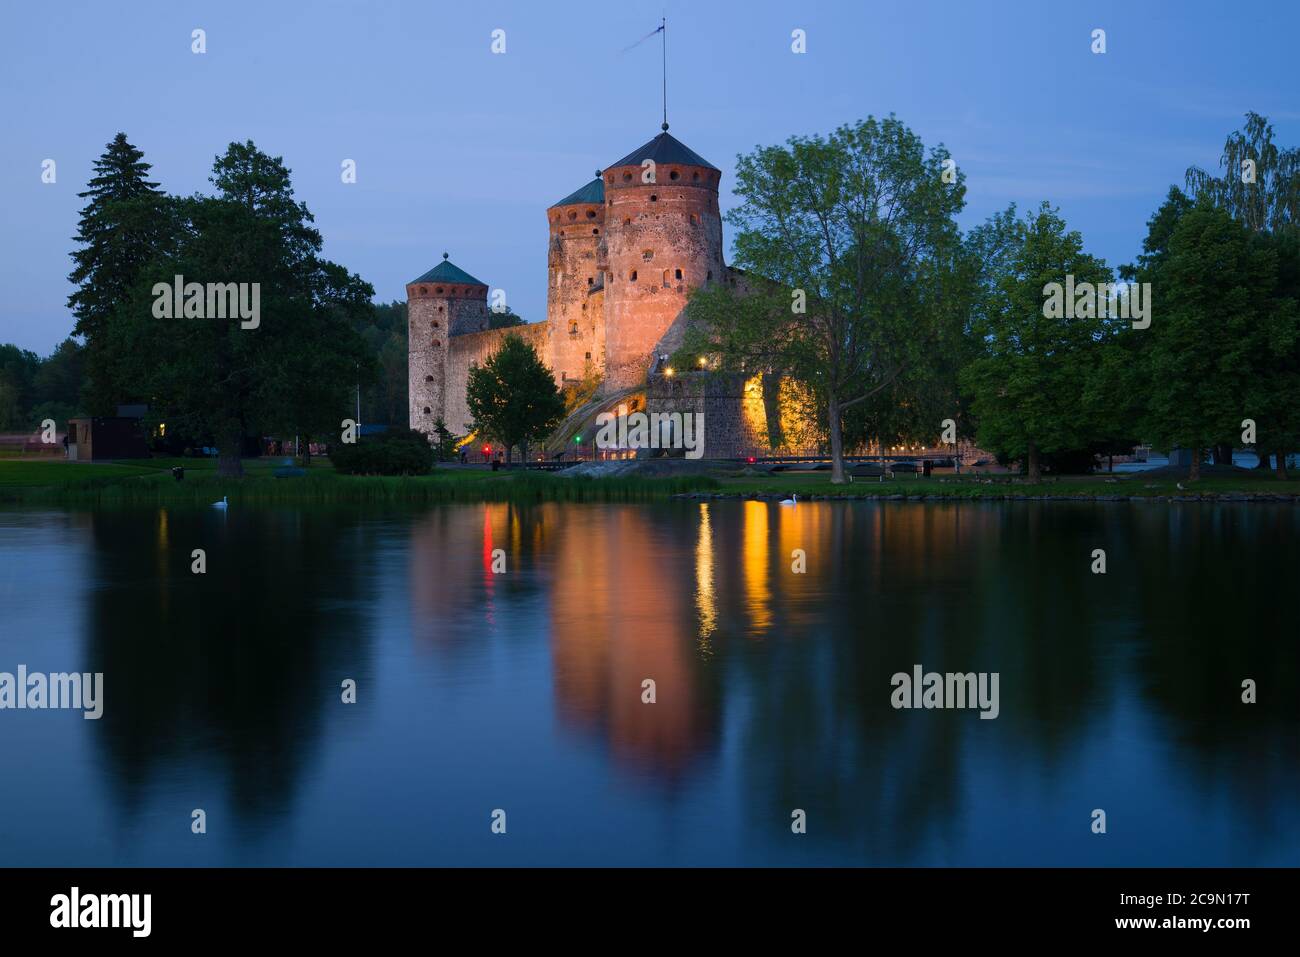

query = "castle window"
[662, 269, 670, 287]
[707, 270, 713, 280]
[622, 217, 631, 226]
[420, 286, 427, 295]
[569, 322, 579, 334]
[423, 407, 431, 414]
[425, 375, 434, 383]
[587, 277, 593, 285]
[568, 211, 577, 221]
[690, 213, 700, 226]
[692, 172, 700, 181]
[630, 270, 638, 282]
[649, 194, 658, 202]
[435, 287, 443, 294]
[669, 170, 679, 181]
[585, 352, 591, 360]
[675, 268, 683, 280]
[592, 228, 599, 235]
[642, 249, 653, 261]
[438, 306, 444, 312]
[623, 172, 632, 182]
[586, 209, 595, 219]
[432, 321, 440, 328]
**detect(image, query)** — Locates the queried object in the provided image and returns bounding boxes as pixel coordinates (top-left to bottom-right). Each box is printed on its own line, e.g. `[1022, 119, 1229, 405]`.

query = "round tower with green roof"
[547, 174, 606, 386]
[406, 253, 489, 433]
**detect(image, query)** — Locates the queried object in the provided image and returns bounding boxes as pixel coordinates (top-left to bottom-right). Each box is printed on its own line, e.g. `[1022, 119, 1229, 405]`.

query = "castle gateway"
[407, 128, 788, 460]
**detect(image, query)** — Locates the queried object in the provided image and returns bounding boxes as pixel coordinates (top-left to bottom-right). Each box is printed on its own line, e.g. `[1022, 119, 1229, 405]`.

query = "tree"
[682, 116, 966, 482]
[1186, 112, 1299, 235]
[487, 306, 526, 330]
[105, 141, 376, 477]
[1143, 204, 1293, 480]
[465, 333, 564, 463]
[1185, 114, 1300, 472]
[67, 133, 172, 412]
[959, 203, 1115, 482]
[0, 345, 41, 430]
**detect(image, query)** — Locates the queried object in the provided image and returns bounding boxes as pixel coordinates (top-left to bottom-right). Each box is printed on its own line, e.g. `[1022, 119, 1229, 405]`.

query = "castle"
[407, 126, 789, 459]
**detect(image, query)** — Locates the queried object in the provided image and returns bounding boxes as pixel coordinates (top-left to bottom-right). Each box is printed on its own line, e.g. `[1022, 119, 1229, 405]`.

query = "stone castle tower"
[408, 128, 737, 448]
[406, 254, 489, 431]
[547, 175, 606, 386]
[600, 127, 725, 391]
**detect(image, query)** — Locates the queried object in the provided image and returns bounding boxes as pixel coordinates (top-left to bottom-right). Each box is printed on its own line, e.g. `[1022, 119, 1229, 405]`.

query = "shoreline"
[3, 457, 1297, 507]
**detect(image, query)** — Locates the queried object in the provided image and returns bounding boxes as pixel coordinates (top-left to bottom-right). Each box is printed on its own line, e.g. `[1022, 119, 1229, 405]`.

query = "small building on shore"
[66, 416, 150, 461]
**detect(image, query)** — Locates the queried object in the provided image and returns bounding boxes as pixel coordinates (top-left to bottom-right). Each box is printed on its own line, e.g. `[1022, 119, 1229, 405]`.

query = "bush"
[330, 429, 435, 476]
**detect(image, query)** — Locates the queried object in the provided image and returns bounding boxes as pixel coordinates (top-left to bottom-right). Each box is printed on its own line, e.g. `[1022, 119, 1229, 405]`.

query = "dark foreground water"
[0, 501, 1296, 866]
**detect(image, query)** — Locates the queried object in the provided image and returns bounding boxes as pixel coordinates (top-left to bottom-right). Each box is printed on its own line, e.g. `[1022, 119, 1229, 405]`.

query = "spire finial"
[595, 170, 602, 180]
[442, 252, 449, 260]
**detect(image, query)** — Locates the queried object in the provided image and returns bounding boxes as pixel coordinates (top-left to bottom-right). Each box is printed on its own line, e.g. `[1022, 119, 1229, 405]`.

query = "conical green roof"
[410, 254, 487, 286]
[551, 177, 605, 208]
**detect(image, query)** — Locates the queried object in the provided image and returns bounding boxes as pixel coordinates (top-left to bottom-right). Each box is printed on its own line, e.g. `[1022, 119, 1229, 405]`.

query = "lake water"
[0, 501, 1296, 866]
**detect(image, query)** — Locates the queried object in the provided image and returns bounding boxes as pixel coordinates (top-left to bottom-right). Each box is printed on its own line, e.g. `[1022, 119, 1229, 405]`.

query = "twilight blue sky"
[1, 0, 1296, 355]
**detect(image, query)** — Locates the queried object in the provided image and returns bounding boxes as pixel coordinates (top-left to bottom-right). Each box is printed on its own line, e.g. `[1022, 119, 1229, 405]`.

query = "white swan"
[211, 495, 228, 510]
[779, 493, 797, 506]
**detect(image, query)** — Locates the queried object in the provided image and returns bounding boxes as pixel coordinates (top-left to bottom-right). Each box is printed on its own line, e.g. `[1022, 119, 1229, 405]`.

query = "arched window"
[675, 268, 683, 280]
[669, 170, 679, 181]
[630, 270, 638, 282]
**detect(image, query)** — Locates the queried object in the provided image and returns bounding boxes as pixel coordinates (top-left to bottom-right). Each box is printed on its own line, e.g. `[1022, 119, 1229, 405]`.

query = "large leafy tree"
[959, 203, 1115, 482]
[466, 333, 564, 462]
[682, 116, 966, 482]
[1143, 204, 1295, 480]
[1184, 113, 1300, 472]
[105, 141, 376, 476]
[67, 133, 172, 412]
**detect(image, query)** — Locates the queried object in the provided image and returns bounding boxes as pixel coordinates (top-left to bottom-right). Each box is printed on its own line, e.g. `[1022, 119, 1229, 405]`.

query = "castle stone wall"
[444, 322, 550, 436]
[644, 369, 770, 459]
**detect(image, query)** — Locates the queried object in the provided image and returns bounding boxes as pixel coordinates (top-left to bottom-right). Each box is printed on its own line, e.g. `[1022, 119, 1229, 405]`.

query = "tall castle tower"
[407, 254, 489, 432]
[600, 127, 724, 391]
[546, 175, 606, 385]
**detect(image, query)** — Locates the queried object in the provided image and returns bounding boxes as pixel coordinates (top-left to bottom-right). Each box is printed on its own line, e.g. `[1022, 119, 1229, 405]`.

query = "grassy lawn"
[0, 460, 162, 487]
[2, 456, 1296, 505]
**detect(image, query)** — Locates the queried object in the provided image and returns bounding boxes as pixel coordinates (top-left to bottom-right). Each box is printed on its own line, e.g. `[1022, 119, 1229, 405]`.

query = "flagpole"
[661, 16, 668, 130]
